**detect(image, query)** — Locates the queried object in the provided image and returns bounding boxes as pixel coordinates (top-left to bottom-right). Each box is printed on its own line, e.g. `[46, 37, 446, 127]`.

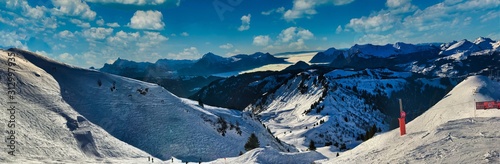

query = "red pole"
[399, 99, 406, 136]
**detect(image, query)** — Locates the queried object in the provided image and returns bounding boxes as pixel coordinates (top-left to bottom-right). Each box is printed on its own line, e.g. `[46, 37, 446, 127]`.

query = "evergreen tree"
[308, 140, 316, 151]
[244, 133, 260, 151]
[198, 98, 204, 108]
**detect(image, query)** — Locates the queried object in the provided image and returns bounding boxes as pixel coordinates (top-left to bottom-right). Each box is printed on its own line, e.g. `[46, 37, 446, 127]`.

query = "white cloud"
[106, 30, 140, 47]
[297, 29, 314, 40]
[70, 18, 91, 28]
[480, 10, 500, 22]
[51, 0, 96, 20]
[336, 25, 343, 34]
[322, 37, 328, 41]
[386, 0, 410, 8]
[85, 0, 167, 5]
[168, 47, 200, 59]
[106, 22, 121, 27]
[136, 31, 168, 50]
[346, 12, 397, 32]
[128, 10, 165, 30]
[238, 14, 251, 31]
[96, 19, 104, 26]
[219, 43, 233, 49]
[289, 38, 307, 49]
[83, 27, 114, 40]
[261, 7, 285, 15]
[278, 27, 297, 42]
[58, 52, 75, 62]
[23, 4, 46, 19]
[278, 27, 315, 42]
[385, 0, 417, 13]
[58, 30, 75, 38]
[0, 30, 28, 49]
[180, 32, 189, 36]
[253, 35, 270, 46]
[283, 0, 354, 21]
[333, 0, 355, 5]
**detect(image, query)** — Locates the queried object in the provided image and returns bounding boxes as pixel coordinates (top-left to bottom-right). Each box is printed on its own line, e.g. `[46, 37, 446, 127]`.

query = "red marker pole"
[398, 99, 406, 136]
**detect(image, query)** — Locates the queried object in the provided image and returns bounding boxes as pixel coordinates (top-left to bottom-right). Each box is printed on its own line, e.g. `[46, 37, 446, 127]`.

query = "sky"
[0, 0, 499, 68]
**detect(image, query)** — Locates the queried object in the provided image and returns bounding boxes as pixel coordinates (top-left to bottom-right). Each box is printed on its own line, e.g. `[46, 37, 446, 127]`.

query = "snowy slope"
[0, 49, 153, 163]
[326, 75, 500, 163]
[6, 48, 293, 162]
[210, 147, 326, 164]
[244, 69, 410, 151]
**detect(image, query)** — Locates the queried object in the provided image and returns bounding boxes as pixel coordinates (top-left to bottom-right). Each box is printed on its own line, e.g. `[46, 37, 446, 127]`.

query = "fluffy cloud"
[283, 0, 355, 21]
[96, 19, 104, 26]
[58, 30, 75, 38]
[83, 27, 114, 40]
[254, 27, 315, 50]
[70, 18, 91, 28]
[168, 47, 200, 59]
[386, 0, 410, 8]
[0, 30, 28, 49]
[51, 0, 96, 20]
[253, 35, 271, 46]
[106, 22, 121, 27]
[128, 10, 165, 30]
[347, 0, 500, 45]
[238, 14, 251, 31]
[346, 12, 397, 32]
[278, 27, 315, 42]
[85, 0, 167, 5]
[180, 32, 189, 36]
[219, 43, 233, 49]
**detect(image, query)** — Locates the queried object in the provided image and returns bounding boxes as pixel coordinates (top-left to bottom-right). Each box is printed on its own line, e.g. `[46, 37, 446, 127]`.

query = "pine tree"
[244, 133, 260, 151]
[198, 98, 204, 108]
[308, 140, 316, 151]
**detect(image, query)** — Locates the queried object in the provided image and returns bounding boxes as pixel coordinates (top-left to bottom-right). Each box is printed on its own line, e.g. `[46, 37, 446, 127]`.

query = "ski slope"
[2, 48, 293, 163]
[325, 75, 500, 163]
[0, 49, 152, 163]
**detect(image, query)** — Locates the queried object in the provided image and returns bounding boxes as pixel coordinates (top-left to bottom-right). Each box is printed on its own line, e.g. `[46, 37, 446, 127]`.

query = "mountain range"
[1, 36, 499, 163]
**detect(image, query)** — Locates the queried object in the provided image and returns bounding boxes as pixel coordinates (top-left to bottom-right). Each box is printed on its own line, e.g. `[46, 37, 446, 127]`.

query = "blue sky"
[0, 0, 499, 68]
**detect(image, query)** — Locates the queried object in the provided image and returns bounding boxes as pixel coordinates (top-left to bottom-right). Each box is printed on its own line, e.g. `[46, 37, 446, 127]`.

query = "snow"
[245, 69, 392, 152]
[2, 49, 293, 163]
[209, 147, 326, 164]
[0, 49, 152, 163]
[325, 75, 500, 163]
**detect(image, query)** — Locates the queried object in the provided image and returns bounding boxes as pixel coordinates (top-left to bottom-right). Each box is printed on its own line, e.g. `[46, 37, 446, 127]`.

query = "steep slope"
[0, 50, 152, 163]
[7, 48, 293, 162]
[327, 75, 500, 163]
[244, 67, 457, 153]
[309, 48, 345, 63]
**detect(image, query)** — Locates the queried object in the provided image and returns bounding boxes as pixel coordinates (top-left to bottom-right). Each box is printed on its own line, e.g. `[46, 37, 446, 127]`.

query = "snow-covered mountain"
[0, 49, 151, 163]
[2, 48, 294, 163]
[309, 37, 500, 78]
[178, 52, 287, 75]
[326, 75, 500, 163]
[243, 68, 454, 151]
